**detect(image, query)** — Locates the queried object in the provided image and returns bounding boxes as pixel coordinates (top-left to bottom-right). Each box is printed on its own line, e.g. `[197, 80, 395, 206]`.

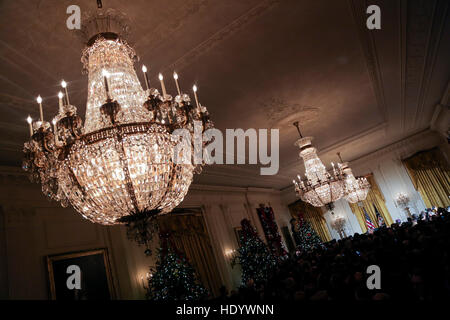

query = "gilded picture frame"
[46, 248, 115, 300]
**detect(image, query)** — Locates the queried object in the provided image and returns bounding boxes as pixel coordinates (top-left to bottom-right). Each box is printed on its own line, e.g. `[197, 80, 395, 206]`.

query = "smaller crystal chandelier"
[337, 152, 371, 204]
[292, 122, 345, 208]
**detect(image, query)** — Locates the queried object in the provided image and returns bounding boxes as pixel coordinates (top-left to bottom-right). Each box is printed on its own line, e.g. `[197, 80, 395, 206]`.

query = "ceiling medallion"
[262, 97, 320, 129]
[22, 8, 213, 225]
[292, 122, 345, 208]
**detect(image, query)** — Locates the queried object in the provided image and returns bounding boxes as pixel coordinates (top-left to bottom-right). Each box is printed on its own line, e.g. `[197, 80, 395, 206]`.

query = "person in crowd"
[232, 207, 450, 301]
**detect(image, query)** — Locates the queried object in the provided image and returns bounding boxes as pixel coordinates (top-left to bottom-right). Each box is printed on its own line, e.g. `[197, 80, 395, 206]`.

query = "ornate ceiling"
[0, 0, 449, 190]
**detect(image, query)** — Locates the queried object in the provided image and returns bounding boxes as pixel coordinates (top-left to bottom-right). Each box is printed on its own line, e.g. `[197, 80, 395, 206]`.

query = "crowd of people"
[216, 207, 450, 301]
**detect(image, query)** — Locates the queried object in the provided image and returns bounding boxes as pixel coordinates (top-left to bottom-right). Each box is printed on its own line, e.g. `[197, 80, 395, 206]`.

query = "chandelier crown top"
[76, 7, 132, 46]
[294, 136, 314, 150]
[340, 161, 350, 170]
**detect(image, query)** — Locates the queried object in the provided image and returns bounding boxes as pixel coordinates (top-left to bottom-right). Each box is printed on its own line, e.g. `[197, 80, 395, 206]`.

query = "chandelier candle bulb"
[142, 65, 149, 90]
[26, 116, 33, 136]
[193, 85, 200, 108]
[51, 119, 58, 144]
[158, 73, 167, 97]
[173, 72, 181, 96]
[57, 91, 64, 113]
[61, 80, 70, 105]
[331, 162, 337, 176]
[36, 95, 43, 122]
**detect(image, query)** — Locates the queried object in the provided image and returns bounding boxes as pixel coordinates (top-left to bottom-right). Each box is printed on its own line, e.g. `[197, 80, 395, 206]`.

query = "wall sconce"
[395, 192, 412, 219]
[224, 249, 236, 261]
[330, 216, 347, 239]
[395, 192, 410, 207]
[140, 271, 153, 290]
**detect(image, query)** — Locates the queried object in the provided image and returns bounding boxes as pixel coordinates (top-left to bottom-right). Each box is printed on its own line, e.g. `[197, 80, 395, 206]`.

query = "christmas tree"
[290, 217, 322, 252]
[232, 219, 278, 286]
[146, 232, 208, 301]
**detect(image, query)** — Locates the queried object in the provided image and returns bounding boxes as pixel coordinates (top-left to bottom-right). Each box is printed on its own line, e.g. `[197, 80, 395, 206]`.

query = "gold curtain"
[403, 148, 450, 208]
[288, 200, 331, 242]
[348, 174, 394, 232]
[158, 213, 222, 297]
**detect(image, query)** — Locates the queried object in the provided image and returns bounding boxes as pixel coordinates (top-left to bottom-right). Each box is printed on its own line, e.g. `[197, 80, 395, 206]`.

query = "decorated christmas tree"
[232, 219, 278, 286]
[146, 232, 208, 301]
[290, 217, 322, 252]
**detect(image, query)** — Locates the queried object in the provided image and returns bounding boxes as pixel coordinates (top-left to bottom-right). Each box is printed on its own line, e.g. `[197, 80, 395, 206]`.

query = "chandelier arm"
[33, 130, 52, 154]
[70, 118, 82, 139]
[42, 136, 53, 153]
[180, 106, 189, 126]
[54, 133, 64, 148]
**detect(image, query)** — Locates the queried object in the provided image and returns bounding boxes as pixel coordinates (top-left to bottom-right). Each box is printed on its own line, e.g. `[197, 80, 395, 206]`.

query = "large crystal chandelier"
[337, 152, 370, 204]
[292, 122, 345, 208]
[22, 8, 213, 225]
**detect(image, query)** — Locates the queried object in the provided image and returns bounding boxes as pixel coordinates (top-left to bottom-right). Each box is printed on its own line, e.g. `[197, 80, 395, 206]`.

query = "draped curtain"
[348, 174, 393, 232]
[158, 213, 222, 297]
[403, 148, 450, 208]
[288, 200, 331, 242]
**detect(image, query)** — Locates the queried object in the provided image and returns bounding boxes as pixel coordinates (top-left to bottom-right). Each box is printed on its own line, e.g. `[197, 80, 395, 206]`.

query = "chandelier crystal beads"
[22, 11, 213, 225]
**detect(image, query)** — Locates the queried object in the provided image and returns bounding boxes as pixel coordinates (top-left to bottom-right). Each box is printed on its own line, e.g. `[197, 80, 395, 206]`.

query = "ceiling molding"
[412, 0, 448, 128]
[400, 0, 449, 130]
[319, 122, 387, 155]
[399, 0, 407, 132]
[430, 81, 450, 137]
[348, 0, 388, 122]
[440, 81, 450, 106]
[0, 92, 34, 112]
[0, 121, 28, 132]
[136, 0, 210, 56]
[0, 39, 57, 85]
[164, 0, 280, 73]
[190, 183, 278, 195]
[349, 128, 440, 166]
[201, 163, 291, 184]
